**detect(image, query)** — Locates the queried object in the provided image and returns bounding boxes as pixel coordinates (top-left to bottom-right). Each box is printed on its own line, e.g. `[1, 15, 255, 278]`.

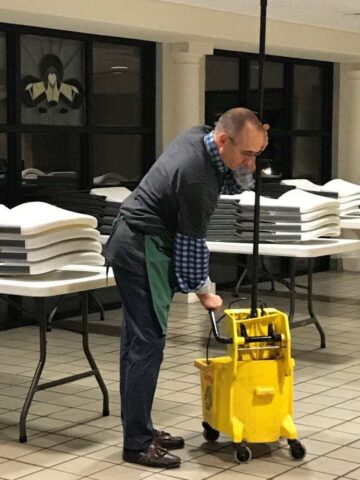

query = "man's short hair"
[215, 108, 262, 137]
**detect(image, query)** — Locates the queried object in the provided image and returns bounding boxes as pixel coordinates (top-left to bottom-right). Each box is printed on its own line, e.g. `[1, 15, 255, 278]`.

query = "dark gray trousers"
[112, 265, 166, 451]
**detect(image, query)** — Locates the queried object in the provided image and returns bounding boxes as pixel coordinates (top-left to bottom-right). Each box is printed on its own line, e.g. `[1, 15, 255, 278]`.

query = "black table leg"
[19, 298, 47, 443]
[260, 256, 275, 291]
[307, 259, 326, 348]
[80, 291, 109, 416]
[18, 291, 110, 443]
[287, 258, 326, 349]
[47, 295, 66, 332]
[89, 291, 105, 321]
[234, 267, 248, 297]
[288, 258, 296, 323]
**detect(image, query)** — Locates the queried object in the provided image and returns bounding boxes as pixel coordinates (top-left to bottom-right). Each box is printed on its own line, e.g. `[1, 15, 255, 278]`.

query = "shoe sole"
[164, 463, 181, 468]
[156, 443, 185, 450]
[124, 460, 180, 468]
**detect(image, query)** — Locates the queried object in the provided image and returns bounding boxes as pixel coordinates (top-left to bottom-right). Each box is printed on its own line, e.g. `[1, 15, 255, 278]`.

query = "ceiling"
[158, 0, 360, 34]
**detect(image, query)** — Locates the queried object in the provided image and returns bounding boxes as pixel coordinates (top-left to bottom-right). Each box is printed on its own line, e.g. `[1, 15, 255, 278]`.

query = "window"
[293, 65, 322, 130]
[206, 51, 333, 275]
[206, 55, 239, 91]
[292, 136, 322, 183]
[205, 51, 333, 182]
[248, 60, 287, 130]
[93, 43, 142, 127]
[93, 134, 143, 185]
[0, 33, 6, 192]
[0, 33, 6, 124]
[249, 60, 284, 90]
[20, 34, 85, 126]
[21, 133, 80, 187]
[0, 23, 155, 205]
[0, 133, 6, 185]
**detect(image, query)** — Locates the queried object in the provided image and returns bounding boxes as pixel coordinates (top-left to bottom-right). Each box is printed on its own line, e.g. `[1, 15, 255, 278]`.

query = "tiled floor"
[1, 270, 360, 479]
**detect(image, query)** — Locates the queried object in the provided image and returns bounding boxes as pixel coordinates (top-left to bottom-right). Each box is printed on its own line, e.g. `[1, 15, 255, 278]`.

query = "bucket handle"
[239, 322, 283, 344]
[208, 309, 233, 344]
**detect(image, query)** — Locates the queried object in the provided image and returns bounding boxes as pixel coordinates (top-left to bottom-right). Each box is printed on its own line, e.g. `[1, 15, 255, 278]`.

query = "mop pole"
[250, 0, 268, 318]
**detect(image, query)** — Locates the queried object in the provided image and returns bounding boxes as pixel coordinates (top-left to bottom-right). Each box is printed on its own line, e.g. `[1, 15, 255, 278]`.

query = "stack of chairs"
[281, 178, 360, 217]
[0, 202, 103, 275]
[207, 198, 244, 242]
[207, 189, 340, 243]
[50, 191, 107, 228]
[90, 187, 132, 236]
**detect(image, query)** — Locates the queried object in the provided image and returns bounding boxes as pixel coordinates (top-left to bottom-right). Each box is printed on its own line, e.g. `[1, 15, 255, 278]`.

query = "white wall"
[159, 43, 176, 150]
[1, 0, 360, 62]
[2, 0, 360, 169]
[337, 63, 360, 184]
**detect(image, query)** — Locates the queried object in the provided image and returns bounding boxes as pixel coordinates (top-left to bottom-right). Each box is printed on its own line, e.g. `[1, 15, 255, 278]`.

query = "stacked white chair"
[207, 189, 340, 243]
[281, 178, 360, 217]
[90, 187, 131, 236]
[0, 202, 104, 275]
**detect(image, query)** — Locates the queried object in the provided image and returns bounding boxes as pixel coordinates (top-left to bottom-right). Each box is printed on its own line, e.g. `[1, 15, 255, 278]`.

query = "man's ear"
[216, 132, 228, 148]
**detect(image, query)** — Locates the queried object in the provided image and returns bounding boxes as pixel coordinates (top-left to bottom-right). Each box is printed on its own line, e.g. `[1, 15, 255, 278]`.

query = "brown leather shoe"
[123, 442, 181, 468]
[153, 429, 185, 450]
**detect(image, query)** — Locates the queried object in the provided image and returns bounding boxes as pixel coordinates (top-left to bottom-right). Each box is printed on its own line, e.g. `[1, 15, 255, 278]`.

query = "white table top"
[100, 235, 109, 245]
[341, 218, 360, 229]
[207, 238, 360, 258]
[0, 265, 115, 297]
[90, 187, 131, 202]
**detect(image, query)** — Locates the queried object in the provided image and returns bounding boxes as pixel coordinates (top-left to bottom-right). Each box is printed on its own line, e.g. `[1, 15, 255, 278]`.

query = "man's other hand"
[262, 123, 270, 150]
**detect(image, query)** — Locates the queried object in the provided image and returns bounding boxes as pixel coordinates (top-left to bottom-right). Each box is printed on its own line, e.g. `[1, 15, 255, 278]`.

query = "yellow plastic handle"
[254, 386, 275, 396]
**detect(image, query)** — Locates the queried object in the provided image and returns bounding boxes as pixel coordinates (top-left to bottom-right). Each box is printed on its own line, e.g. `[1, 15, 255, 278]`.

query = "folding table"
[0, 265, 115, 442]
[207, 238, 360, 349]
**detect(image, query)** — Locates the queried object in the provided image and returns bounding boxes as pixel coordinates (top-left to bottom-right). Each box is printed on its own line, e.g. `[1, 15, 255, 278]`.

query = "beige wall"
[159, 44, 176, 150]
[1, 0, 360, 62]
[337, 63, 360, 184]
[2, 0, 360, 173]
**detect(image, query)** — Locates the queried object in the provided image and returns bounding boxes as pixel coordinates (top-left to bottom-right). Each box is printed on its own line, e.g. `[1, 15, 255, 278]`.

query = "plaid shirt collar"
[204, 130, 255, 193]
[204, 131, 229, 174]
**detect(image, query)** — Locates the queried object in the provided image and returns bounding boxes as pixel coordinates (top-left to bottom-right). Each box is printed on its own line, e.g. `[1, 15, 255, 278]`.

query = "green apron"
[144, 234, 175, 334]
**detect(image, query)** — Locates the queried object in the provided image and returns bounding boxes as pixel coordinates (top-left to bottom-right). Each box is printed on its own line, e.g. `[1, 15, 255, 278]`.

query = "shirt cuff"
[194, 276, 212, 295]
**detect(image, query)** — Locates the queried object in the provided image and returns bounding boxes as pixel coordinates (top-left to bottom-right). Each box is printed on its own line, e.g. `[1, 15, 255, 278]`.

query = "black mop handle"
[257, 0, 267, 121]
[250, 0, 268, 318]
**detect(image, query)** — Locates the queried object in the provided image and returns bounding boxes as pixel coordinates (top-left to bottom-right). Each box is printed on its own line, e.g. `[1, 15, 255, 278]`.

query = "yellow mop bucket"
[195, 308, 306, 463]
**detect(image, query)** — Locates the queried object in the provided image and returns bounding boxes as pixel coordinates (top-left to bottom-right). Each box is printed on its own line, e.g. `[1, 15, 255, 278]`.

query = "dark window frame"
[206, 50, 333, 274]
[0, 22, 156, 206]
[206, 49, 333, 184]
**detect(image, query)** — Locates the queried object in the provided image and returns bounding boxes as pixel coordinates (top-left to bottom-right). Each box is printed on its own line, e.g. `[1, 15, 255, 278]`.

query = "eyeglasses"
[228, 136, 263, 159]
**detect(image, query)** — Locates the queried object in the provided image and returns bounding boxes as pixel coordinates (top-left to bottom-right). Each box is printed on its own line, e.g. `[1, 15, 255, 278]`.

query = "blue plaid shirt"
[175, 130, 253, 293]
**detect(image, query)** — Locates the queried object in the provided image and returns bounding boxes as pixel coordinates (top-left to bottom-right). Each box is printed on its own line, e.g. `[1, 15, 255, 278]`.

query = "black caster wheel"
[288, 439, 306, 460]
[234, 444, 252, 464]
[202, 421, 219, 442]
